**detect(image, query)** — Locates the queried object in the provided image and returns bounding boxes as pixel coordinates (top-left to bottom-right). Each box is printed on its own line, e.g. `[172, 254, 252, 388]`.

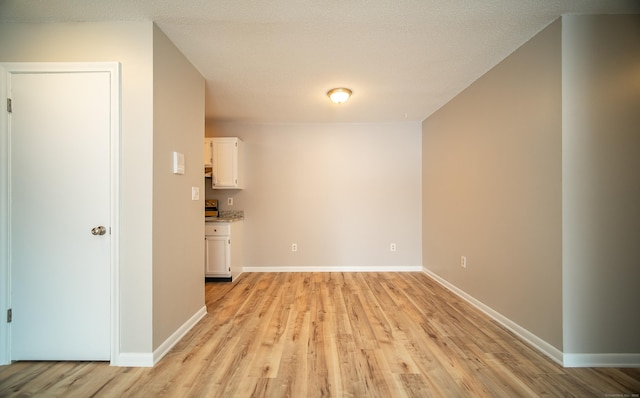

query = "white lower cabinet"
[205, 235, 230, 277]
[205, 221, 243, 280]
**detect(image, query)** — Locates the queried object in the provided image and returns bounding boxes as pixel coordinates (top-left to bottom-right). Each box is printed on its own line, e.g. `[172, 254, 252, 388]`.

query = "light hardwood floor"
[1, 272, 639, 397]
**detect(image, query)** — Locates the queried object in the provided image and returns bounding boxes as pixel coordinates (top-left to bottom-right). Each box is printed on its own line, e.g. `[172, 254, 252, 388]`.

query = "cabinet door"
[203, 138, 213, 168]
[211, 138, 240, 188]
[205, 235, 230, 277]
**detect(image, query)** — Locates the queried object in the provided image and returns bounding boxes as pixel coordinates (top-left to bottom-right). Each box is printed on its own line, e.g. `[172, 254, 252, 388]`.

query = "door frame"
[0, 62, 121, 365]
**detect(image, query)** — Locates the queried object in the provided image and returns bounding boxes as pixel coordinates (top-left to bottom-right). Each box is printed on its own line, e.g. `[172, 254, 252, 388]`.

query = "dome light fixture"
[327, 87, 352, 104]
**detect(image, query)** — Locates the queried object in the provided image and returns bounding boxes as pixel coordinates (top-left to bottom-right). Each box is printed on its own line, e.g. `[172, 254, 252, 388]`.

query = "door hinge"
[6, 98, 12, 113]
[7, 308, 12, 323]
[228, 239, 231, 245]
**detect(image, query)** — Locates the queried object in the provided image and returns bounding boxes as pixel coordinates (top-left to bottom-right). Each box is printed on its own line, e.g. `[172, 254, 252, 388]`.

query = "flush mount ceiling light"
[327, 88, 352, 104]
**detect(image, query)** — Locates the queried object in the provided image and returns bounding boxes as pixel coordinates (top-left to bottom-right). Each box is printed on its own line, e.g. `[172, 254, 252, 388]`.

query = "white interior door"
[9, 69, 112, 360]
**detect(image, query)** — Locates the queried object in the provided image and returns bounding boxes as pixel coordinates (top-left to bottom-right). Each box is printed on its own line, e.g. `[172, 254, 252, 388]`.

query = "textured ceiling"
[1, 0, 639, 123]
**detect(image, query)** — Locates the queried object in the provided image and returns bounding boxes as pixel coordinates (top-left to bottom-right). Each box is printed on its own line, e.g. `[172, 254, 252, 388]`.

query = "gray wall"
[422, 20, 564, 349]
[422, 14, 640, 361]
[205, 122, 423, 270]
[152, 25, 206, 350]
[562, 15, 640, 356]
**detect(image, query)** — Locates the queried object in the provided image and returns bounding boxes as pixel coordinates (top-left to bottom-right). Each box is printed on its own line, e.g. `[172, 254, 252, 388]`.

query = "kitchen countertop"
[205, 210, 244, 223]
[205, 216, 243, 223]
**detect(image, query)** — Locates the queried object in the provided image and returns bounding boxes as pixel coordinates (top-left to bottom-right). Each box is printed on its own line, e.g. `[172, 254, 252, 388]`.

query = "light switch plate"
[173, 152, 185, 175]
[191, 187, 199, 200]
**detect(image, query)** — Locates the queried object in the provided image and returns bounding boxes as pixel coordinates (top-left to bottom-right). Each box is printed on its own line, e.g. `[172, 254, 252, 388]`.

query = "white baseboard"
[232, 270, 243, 281]
[243, 265, 423, 273]
[422, 268, 564, 366]
[153, 305, 207, 365]
[114, 305, 207, 368]
[563, 353, 640, 368]
[423, 269, 640, 368]
[114, 352, 154, 368]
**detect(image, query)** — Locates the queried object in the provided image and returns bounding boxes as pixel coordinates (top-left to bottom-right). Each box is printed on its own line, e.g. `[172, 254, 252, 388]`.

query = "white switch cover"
[173, 152, 185, 175]
[227, 197, 233, 206]
[191, 187, 200, 200]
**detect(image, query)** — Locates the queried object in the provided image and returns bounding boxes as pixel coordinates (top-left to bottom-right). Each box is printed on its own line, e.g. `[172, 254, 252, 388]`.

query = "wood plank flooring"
[1, 272, 639, 397]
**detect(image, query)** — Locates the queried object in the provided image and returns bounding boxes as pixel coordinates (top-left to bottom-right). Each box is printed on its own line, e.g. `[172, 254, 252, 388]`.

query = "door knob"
[91, 226, 107, 236]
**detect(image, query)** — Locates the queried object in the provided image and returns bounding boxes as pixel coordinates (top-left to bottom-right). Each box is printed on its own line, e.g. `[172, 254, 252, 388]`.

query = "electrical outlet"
[390, 243, 397, 252]
[291, 243, 298, 252]
[461, 256, 467, 268]
[227, 197, 233, 206]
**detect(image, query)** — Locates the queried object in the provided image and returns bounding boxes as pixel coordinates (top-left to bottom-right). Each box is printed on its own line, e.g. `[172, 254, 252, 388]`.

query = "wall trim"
[116, 305, 206, 367]
[152, 305, 207, 366]
[243, 266, 423, 273]
[422, 268, 564, 366]
[116, 352, 155, 368]
[563, 353, 640, 368]
[0, 64, 10, 366]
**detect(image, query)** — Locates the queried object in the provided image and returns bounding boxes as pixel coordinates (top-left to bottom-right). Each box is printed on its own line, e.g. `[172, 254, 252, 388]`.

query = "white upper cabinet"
[204, 137, 213, 168]
[211, 137, 243, 189]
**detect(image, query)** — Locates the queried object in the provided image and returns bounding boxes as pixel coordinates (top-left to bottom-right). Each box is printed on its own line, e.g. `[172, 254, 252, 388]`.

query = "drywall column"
[562, 15, 640, 365]
[151, 24, 206, 351]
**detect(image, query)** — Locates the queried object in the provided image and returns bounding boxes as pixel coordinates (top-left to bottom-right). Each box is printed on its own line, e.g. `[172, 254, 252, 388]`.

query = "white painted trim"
[107, 63, 122, 367]
[0, 62, 121, 366]
[116, 306, 207, 368]
[243, 266, 423, 273]
[422, 268, 564, 366]
[563, 353, 640, 368]
[152, 305, 207, 366]
[116, 352, 155, 368]
[0, 65, 10, 366]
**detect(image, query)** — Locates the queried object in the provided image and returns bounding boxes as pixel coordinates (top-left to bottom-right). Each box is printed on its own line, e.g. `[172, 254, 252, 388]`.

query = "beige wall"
[151, 25, 205, 350]
[422, 14, 640, 361]
[205, 122, 423, 270]
[562, 15, 640, 356]
[0, 21, 155, 354]
[422, 20, 563, 349]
